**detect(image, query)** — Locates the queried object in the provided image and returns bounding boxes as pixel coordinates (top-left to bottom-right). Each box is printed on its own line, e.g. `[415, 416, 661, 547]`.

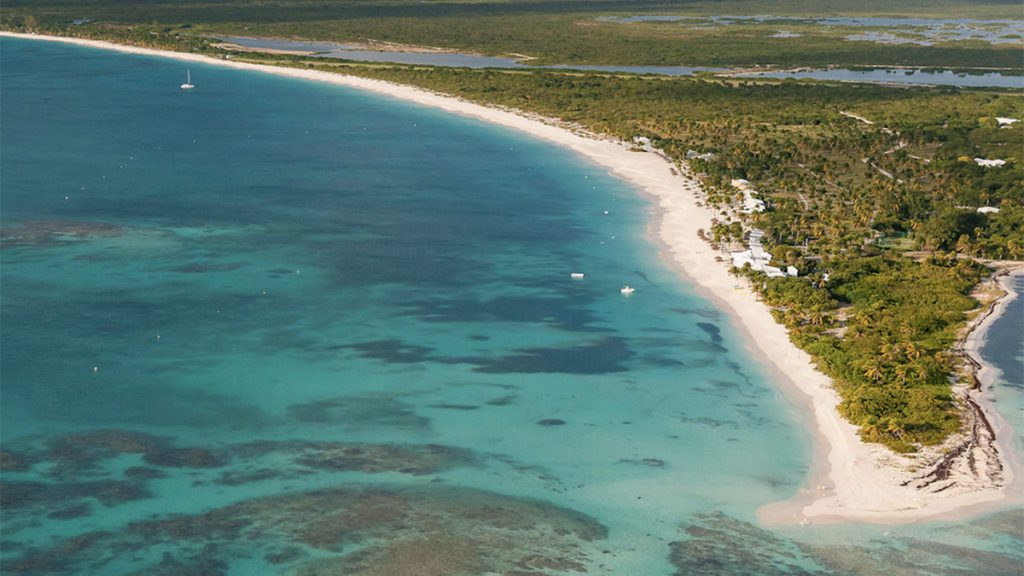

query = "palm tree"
[861, 419, 883, 441]
[955, 234, 971, 254]
[885, 418, 907, 440]
[894, 365, 909, 385]
[902, 342, 922, 360]
[864, 365, 884, 382]
[880, 342, 898, 362]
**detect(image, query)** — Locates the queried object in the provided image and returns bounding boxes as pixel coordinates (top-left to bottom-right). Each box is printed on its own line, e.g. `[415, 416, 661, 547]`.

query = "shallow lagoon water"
[1, 37, 1022, 575]
[735, 68, 1024, 88]
[220, 35, 1022, 88]
[983, 276, 1024, 456]
[600, 15, 1024, 45]
[220, 36, 723, 75]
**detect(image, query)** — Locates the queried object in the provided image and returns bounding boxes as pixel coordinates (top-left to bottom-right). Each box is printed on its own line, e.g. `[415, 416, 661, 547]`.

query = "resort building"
[686, 149, 718, 161]
[632, 136, 655, 152]
[974, 158, 1007, 167]
[731, 178, 766, 214]
[730, 229, 796, 278]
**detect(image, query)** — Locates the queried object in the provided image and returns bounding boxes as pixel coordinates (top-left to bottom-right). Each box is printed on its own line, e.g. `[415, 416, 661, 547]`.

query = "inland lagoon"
[216, 35, 1023, 88]
[1, 37, 1022, 575]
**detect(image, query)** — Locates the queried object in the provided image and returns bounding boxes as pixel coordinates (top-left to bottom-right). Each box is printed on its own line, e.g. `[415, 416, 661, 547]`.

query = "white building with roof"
[730, 229, 796, 278]
[632, 136, 654, 152]
[731, 179, 765, 213]
[686, 149, 717, 161]
[975, 158, 1006, 167]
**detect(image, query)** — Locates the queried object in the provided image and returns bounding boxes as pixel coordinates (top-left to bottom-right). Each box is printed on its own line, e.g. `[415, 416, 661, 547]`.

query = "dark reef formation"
[670, 511, 1024, 576]
[3, 484, 607, 575]
[0, 429, 476, 523]
[0, 220, 125, 249]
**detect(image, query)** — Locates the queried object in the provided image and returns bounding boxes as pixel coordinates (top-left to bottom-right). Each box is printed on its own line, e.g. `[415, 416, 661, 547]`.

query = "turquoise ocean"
[1, 37, 1021, 575]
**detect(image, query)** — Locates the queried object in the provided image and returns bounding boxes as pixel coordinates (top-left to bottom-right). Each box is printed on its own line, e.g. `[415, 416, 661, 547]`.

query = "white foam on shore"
[2, 31, 1016, 523]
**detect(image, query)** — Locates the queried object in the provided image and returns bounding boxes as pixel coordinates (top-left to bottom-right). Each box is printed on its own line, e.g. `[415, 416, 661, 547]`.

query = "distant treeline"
[3, 0, 1022, 69]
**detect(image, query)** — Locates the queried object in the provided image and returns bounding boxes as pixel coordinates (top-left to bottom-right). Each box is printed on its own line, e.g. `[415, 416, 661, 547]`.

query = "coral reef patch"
[670, 511, 1024, 576]
[3, 485, 607, 575]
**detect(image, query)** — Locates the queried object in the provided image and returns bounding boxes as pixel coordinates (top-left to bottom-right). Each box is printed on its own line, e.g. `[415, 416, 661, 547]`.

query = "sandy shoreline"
[962, 268, 1024, 498]
[2, 31, 1018, 524]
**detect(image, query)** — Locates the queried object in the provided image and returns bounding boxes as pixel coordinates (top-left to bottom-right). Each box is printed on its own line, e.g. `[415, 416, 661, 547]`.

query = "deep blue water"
[1, 37, 1022, 576]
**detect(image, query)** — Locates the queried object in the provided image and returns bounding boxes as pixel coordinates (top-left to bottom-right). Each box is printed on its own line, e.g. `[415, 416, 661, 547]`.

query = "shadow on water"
[460, 336, 634, 374]
[287, 394, 431, 430]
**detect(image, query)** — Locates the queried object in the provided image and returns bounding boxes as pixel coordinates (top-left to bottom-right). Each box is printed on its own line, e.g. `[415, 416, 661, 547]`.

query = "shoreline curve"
[2, 30, 1017, 525]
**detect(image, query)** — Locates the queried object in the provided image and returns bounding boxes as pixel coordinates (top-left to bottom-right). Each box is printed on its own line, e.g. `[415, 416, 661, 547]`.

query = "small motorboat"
[620, 285, 635, 295]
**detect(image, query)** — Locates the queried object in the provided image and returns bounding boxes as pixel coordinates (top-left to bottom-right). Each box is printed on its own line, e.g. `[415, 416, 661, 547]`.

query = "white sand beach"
[2, 31, 1016, 524]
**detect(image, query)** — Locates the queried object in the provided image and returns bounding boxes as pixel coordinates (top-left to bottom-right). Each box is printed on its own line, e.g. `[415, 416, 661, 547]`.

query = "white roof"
[750, 246, 770, 260]
[742, 198, 766, 213]
[974, 158, 1006, 167]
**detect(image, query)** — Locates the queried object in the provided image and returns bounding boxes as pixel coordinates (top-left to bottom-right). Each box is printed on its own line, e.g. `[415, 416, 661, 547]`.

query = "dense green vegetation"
[3, 0, 1022, 69]
[3, 1, 1022, 452]
[768, 256, 985, 451]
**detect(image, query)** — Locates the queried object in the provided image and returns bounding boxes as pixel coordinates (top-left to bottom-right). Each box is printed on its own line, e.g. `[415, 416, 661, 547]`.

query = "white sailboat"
[180, 70, 194, 90]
